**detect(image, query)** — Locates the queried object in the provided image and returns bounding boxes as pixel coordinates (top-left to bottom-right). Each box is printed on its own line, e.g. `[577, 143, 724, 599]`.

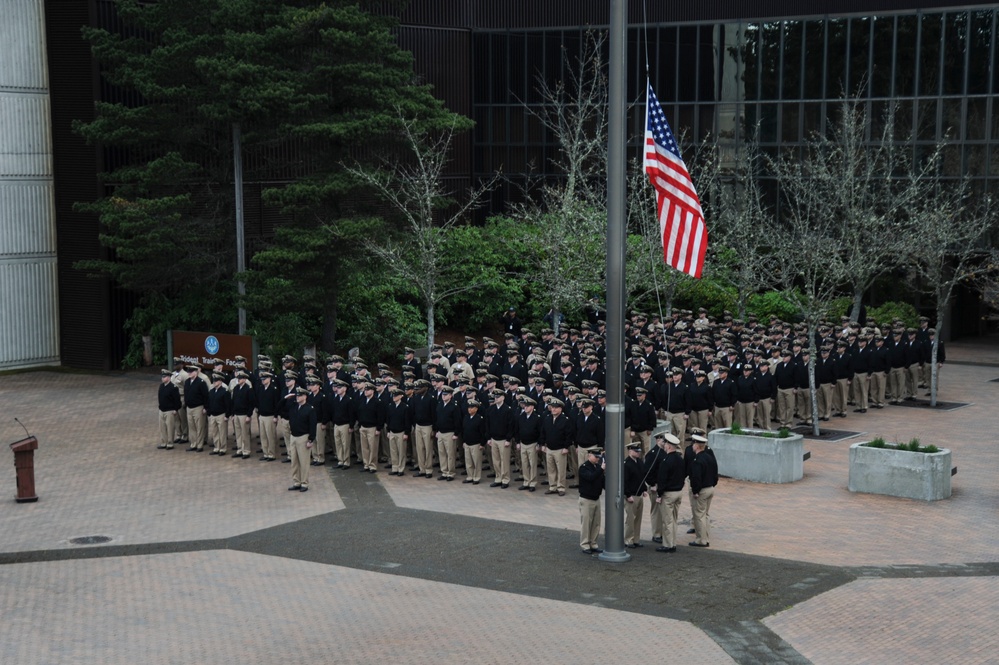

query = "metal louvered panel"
[0, 181, 56, 255]
[0, 93, 53, 177]
[0, 0, 59, 369]
[0, 0, 49, 91]
[0, 259, 60, 369]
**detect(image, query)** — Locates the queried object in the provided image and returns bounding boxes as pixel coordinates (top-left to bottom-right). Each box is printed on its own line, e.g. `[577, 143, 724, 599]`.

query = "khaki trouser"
[659, 490, 683, 548]
[819, 384, 834, 419]
[796, 389, 812, 424]
[545, 448, 568, 492]
[907, 366, 921, 398]
[667, 411, 686, 443]
[756, 398, 773, 429]
[208, 414, 228, 453]
[436, 432, 457, 478]
[278, 417, 291, 448]
[177, 405, 189, 439]
[187, 406, 207, 449]
[650, 492, 662, 539]
[158, 410, 176, 447]
[414, 425, 434, 475]
[289, 434, 310, 488]
[332, 424, 351, 466]
[833, 378, 850, 414]
[889, 367, 908, 401]
[519, 443, 538, 488]
[734, 402, 754, 430]
[234, 415, 252, 455]
[634, 429, 651, 455]
[689, 410, 709, 434]
[576, 445, 597, 471]
[691, 486, 714, 545]
[854, 374, 870, 410]
[489, 440, 512, 485]
[388, 432, 407, 473]
[463, 443, 483, 482]
[259, 415, 278, 459]
[359, 426, 379, 471]
[312, 425, 327, 463]
[624, 495, 644, 545]
[870, 371, 886, 406]
[776, 388, 795, 426]
[579, 497, 601, 550]
[713, 406, 733, 429]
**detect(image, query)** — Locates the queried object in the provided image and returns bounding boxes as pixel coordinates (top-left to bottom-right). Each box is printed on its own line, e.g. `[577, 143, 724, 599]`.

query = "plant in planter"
[707, 422, 806, 484]
[848, 437, 952, 501]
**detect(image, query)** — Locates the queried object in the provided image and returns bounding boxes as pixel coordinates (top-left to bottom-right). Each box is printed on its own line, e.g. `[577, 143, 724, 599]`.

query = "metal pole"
[599, 0, 630, 564]
[233, 122, 247, 335]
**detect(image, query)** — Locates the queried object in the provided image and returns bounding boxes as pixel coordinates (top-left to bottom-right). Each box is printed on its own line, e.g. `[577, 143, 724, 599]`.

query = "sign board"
[170, 331, 255, 371]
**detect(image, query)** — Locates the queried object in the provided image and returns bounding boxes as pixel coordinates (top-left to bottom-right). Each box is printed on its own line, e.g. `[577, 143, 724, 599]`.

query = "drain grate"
[69, 535, 112, 545]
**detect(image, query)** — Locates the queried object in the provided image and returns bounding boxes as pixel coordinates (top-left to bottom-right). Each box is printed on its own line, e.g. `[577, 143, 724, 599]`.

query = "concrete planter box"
[707, 428, 805, 484]
[848, 442, 952, 501]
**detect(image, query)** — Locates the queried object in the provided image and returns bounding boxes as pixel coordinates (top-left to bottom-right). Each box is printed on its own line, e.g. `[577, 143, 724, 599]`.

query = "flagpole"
[599, 0, 630, 564]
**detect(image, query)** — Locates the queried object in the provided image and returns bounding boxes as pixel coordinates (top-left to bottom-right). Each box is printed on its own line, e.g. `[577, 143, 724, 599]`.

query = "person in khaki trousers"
[654, 436, 686, 553]
[157, 369, 181, 449]
[622, 442, 647, 548]
[577, 447, 606, 554]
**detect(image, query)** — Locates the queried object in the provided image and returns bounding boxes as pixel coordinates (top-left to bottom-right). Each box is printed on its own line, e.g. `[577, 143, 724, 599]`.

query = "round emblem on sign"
[205, 336, 220, 355]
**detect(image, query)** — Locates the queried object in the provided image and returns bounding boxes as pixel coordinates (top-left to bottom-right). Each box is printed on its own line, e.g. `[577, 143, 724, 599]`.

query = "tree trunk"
[807, 323, 821, 437]
[849, 288, 864, 324]
[664, 281, 676, 318]
[930, 302, 944, 407]
[426, 301, 435, 351]
[320, 261, 339, 353]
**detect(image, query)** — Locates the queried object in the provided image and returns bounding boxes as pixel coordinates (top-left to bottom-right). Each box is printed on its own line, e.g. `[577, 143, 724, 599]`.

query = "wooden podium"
[10, 436, 38, 503]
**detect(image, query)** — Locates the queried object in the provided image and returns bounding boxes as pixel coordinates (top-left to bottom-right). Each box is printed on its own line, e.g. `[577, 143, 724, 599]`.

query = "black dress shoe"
[542, 481, 549, 486]
[187, 447, 197, 452]
[258, 457, 268, 461]
[514, 477, 524, 482]
[490, 482, 501, 487]
[518, 486, 530, 490]
[688, 541, 709, 547]
[633, 542, 644, 548]
[299, 486, 309, 492]
[624, 543, 637, 549]
[544, 490, 557, 495]
[652, 536, 663, 543]
[384, 464, 392, 469]
[472, 480, 480, 485]
[488, 473, 497, 478]
[462, 479, 473, 484]
[288, 485, 301, 491]
[282, 458, 291, 463]
[568, 484, 579, 489]
[157, 444, 167, 449]
[656, 546, 677, 553]
[859, 408, 867, 413]
[412, 472, 423, 477]
[445, 476, 454, 481]
[590, 548, 603, 554]
[231, 452, 241, 457]
[438, 475, 447, 480]
[581, 548, 593, 554]
[528, 487, 536, 492]
[686, 528, 696, 534]
[501, 484, 509, 489]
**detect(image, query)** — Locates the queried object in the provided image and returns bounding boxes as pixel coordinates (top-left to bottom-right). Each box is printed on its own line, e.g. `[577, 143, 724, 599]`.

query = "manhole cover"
[69, 535, 112, 545]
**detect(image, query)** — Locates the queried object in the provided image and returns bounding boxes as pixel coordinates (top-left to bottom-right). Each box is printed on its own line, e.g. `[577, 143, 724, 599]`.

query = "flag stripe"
[644, 82, 707, 279]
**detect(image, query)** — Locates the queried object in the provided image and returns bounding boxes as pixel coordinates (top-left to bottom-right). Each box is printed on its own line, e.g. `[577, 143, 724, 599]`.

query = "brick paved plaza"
[1, 338, 997, 664]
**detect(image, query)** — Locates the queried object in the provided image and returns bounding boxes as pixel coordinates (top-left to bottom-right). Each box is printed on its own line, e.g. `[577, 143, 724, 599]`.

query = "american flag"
[644, 83, 707, 278]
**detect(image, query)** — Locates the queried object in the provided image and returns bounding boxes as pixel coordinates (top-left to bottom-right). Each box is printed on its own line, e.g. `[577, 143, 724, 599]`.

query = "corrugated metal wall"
[0, 0, 60, 369]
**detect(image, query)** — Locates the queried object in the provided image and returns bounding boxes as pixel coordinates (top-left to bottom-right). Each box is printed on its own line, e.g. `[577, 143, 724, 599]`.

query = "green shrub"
[866, 437, 887, 448]
[777, 427, 791, 439]
[747, 290, 802, 322]
[921, 444, 940, 454]
[867, 301, 920, 329]
[730, 422, 744, 434]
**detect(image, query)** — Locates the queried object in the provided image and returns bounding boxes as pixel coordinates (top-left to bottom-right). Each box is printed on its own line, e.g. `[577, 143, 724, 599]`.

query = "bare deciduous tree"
[908, 184, 999, 405]
[347, 113, 498, 348]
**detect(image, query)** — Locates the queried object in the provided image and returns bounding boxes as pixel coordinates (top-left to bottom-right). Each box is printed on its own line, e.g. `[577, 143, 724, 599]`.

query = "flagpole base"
[597, 549, 631, 563]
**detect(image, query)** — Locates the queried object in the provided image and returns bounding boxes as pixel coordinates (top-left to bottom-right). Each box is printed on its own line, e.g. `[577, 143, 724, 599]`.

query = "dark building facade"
[40, 1, 999, 368]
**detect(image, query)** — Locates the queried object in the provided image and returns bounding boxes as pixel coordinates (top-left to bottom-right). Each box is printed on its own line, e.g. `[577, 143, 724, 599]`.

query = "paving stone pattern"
[1, 353, 997, 664]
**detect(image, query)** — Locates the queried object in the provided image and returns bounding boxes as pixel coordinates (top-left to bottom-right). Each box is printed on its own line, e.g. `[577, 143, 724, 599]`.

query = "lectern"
[10, 436, 38, 503]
